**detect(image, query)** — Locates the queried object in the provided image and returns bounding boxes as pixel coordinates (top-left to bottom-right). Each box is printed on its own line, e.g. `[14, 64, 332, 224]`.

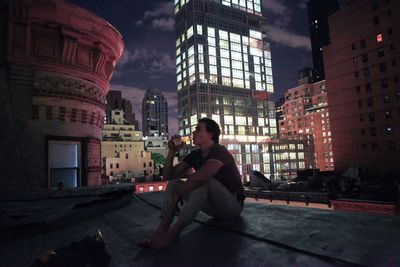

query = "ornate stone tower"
[0, 0, 124, 190]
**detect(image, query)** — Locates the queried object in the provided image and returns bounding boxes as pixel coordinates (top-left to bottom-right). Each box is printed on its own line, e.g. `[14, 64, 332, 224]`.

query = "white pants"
[161, 178, 243, 225]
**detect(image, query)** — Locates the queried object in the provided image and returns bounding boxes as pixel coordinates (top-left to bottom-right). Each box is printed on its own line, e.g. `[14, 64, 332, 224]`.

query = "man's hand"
[168, 135, 184, 153]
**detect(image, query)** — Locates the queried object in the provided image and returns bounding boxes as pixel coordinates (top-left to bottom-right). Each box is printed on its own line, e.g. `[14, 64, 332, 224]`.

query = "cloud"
[265, 25, 311, 50]
[261, 0, 311, 51]
[134, 20, 144, 26]
[150, 17, 175, 31]
[109, 84, 178, 135]
[148, 53, 175, 74]
[118, 48, 149, 66]
[135, 2, 174, 31]
[262, 0, 287, 15]
[144, 2, 174, 19]
[117, 47, 175, 75]
[297, 0, 308, 9]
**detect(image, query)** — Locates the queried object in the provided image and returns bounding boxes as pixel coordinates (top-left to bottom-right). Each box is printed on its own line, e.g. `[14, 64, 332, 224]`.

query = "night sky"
[68, 0, 318, 135]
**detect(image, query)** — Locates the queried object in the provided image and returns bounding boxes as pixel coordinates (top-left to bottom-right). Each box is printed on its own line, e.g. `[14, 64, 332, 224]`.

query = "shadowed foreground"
[1, 191, 399, 267]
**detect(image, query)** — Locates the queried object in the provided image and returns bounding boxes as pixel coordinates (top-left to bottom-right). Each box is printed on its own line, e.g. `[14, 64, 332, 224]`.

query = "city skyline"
[68, 0, 325, 135]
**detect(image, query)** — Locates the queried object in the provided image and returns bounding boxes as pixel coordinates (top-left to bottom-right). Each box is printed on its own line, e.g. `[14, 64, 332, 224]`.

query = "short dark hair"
[198, 117, 221, 144]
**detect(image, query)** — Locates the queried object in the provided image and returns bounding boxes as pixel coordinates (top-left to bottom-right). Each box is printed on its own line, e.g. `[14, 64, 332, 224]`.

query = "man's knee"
[183, 181, 209, 200]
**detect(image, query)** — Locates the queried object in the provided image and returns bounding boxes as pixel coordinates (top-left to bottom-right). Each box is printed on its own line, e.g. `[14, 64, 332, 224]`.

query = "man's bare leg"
[136, 216, 173, 247]
[149, 219, 185, 249]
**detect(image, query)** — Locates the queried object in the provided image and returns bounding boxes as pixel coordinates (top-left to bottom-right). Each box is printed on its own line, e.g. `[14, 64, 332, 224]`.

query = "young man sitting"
[136, 117, 245, 249]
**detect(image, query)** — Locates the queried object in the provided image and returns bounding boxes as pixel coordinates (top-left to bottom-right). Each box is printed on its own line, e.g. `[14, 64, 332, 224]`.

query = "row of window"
[371, 0, 392, 11]
[354, 59, 397, 79]
[361, 141, 396, 153]
[226, 143, 304, 153]
[109, 161, 152, 169]
[361, 124, 395, 137]
[360, 107, 400, 122]
[351, 29, 394, 51]
[358, 92, 400, 108]
[355, 75, 399, 94]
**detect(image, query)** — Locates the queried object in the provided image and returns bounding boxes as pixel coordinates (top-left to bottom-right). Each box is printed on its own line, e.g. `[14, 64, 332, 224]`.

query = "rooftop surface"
[1, 191, 400, 267]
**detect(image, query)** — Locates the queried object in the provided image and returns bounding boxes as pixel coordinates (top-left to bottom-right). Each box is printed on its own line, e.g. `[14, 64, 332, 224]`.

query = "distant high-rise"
[106, 90, 139, 129]
[142, 87, 169, 137]
[175, 0, 283, 181]
[324, 0, 400, 176]
[278, 79, 334, 172]
[307, 0, 339, 81]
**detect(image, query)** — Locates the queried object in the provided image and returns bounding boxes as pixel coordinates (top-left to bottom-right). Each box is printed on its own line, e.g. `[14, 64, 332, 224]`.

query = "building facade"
[224, 138, 312, 181]
[307, 0, 339, 81]
[142, 87, 169, 137]
[106, 90, 139, 129]
[278, 80, 334, 172]
[175, 0, 279, 181]
[324, 0, 400, 176]
[102, 110, 143, 141]
[103, 150, 154, 181]
[101, 111, 153, 181]
[271, 138, 314, 180]
[0, 0, 123, 190]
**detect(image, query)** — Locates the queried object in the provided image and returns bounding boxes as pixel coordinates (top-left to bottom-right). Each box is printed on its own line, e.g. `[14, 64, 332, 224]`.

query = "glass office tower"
[175, 0, 278, 181]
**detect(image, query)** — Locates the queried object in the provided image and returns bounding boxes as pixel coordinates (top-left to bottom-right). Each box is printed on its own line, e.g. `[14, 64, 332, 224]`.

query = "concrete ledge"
[0, 184, 134, 231]
[0, 184, 134, 201]
[332, 199, 400, 216]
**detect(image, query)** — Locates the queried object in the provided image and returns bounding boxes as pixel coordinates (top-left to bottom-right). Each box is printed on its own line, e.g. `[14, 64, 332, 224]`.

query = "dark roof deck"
[1, 191, 400, 267]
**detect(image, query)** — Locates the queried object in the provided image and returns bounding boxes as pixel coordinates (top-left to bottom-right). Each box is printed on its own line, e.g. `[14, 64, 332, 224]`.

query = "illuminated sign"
[251, 91, 268, 100]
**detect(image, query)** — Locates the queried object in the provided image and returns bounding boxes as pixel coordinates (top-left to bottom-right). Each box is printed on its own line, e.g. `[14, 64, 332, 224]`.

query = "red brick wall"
[86, 138, 102, 186]
[324, 0, 400, 176]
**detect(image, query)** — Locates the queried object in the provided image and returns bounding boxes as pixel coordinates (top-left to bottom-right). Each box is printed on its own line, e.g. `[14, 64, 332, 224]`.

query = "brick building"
[324, 0, 400, 176]
[278, 80, 334, 172]
[0, 0, 123, 190]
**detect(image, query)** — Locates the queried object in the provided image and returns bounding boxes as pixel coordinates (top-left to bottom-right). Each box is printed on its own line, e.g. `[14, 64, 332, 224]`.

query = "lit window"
[230, 33, 241, 43]
[224, 116, 234, 125]
[196, 24, 202, 35]
[249, 30, 262, 40]
[386, 125, 393, 134]
[209, 55, 217, 65]
[188, 45, 194, 57]
[376, 33, 383, 43]
[187, 26, 193, 39]
[219, 30, 228, 40]
[209, 46, 217, 56]
[208, 27, 215, 37]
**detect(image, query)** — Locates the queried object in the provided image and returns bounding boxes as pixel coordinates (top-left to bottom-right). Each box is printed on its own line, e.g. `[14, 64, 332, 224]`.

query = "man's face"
[193, 122, 212, 146]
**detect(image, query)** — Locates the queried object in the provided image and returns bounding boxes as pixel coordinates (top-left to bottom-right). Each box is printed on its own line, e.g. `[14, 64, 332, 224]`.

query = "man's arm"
[163, 150, 191, 181]
[163, 136, 189, 181]
[178, 159, 223, 194]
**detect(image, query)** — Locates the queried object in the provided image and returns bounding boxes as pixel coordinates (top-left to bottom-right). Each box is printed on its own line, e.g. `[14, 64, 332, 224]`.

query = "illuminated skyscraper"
[175, 0, 279, 181]
[142, 87, 169, 137]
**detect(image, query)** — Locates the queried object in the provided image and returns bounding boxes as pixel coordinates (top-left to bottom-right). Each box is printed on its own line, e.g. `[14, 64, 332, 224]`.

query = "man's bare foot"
[149, 221, 184, 249]
[136, 226, 169, 247]
[136, 230, 164, 247]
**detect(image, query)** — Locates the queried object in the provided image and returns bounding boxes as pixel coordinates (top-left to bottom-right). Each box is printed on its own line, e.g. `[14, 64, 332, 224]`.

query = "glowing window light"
[376, 33, 383, 43]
